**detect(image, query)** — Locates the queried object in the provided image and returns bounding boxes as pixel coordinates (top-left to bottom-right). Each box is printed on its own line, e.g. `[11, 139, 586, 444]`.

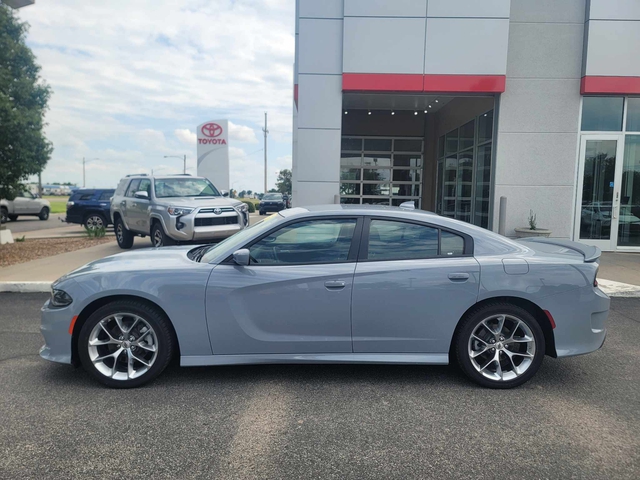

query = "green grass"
[43, 196, 69, 214]
[238, 198, 260, 206]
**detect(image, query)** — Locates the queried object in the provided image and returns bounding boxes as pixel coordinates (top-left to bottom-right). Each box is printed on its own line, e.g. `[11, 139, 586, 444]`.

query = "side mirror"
[134, 191, 149, 200]
[232, 248, 251, 266]
[221, 190, 229, 197]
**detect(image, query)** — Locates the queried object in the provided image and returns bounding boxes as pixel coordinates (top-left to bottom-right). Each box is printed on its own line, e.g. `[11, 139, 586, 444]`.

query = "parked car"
[0, 191, 50, 223]
[259, 193, 286, 215]
[40, 205, 609, 389]
[65, 189, 115, 230]
[110, 174, 249, 248]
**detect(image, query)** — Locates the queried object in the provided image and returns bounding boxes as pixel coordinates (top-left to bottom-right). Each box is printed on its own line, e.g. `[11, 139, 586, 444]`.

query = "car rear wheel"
[151, 222, 175, 248]
[456, 303, 545, 389]
[115, 217, 134, 249]
[78, 300, 175, 388]
[84, 213, 106, 231]
[38, 207, 50, 220]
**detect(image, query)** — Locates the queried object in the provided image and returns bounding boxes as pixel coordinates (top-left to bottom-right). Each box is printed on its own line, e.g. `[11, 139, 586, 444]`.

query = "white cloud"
[229, 122, 258, 144]
[174, 128, 197, 146]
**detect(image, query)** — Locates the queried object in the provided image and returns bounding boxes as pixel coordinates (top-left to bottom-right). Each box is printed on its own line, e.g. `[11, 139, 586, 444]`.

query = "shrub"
[84, 225, 106, 238]
[242, 200, 256, 213]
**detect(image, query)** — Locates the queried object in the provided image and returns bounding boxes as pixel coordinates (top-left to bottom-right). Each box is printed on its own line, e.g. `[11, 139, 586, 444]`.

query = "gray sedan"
[40, 205, 609, 389]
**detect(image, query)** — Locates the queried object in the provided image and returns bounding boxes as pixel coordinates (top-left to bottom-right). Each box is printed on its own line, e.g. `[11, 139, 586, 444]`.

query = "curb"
[0, 282, 52, 293]
[598, 279, 640, 298]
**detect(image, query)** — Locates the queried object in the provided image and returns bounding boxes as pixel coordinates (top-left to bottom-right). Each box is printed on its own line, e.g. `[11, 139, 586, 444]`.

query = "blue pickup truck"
[65, 189, 115, 230]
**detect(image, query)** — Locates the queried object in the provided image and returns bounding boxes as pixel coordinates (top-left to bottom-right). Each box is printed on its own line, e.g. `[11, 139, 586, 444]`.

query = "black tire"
[151, 221, 176, 247]
[38, 207, 50, 220]
[83, 213, 107, 231]
[259, 210, 265, 216]
[77, 299, 175, 388]
[455, 302, 545, 389]
[115, 217, 134, 249]
[8, 214, 18, 221]
[0, 208, 7, 224]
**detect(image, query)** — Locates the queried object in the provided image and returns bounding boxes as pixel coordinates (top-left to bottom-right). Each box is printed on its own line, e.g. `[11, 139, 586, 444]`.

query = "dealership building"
[291, 0, 640, 251]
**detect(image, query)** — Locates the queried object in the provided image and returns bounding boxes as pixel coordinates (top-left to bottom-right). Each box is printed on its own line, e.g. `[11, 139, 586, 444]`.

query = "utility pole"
[262, 112, 268, 194]
[183, 154, 187, 175]
[83, 157, 86, 188]
[38, 171, 42, 197]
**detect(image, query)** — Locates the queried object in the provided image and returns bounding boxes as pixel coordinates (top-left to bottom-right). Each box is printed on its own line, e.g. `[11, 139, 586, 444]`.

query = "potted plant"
[514, 210, 551, 238]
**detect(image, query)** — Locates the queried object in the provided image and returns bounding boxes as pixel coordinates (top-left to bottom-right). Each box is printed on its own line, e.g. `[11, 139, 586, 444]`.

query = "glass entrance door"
[617, 135, 640, 248]
[575, 135, 625, 251]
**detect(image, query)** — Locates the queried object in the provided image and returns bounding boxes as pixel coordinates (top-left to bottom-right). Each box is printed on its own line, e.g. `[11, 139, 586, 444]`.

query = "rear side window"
[125, 179, 141, 197]
[79, 193, 94, 201]
[99, 191, 113, 201]
[365, 219, 467, 261]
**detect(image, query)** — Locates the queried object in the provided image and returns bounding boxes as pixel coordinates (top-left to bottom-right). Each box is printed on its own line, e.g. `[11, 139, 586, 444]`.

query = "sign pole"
[263, 112, 268, 195]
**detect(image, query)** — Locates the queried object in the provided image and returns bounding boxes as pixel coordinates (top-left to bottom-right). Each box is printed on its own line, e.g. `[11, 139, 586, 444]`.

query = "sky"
[17, 0, 295, 193]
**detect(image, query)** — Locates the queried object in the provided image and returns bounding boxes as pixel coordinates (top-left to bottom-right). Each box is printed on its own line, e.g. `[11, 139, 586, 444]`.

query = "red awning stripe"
[342, 73, 506, 94]
[581, 76, 640, 95]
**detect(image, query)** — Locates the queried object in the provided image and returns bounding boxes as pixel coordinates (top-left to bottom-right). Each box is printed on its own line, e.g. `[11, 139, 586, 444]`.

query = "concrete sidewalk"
[12, 224, 115, 240]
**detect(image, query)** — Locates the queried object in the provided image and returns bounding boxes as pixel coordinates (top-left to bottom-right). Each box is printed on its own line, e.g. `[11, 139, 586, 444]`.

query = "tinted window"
[627, 98, 640, 132]
[441, 231, 465, 256]
[125, 179, 141, 197]
[367, 220, 439, 261]
[581, 97, 624, 131]
[79, 193, 93, 201]
[99, 191, 113, 201]
[250, 219, 356, 265]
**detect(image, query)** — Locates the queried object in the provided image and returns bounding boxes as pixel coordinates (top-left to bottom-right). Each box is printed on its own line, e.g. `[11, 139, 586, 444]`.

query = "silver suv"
[110, 174, 249, 249]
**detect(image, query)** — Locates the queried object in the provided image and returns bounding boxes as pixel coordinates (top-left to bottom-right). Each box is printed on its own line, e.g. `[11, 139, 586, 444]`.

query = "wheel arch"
[71, 294, 181, 366]
[449, 296, 557, 363]
[82, 210, 108, 222]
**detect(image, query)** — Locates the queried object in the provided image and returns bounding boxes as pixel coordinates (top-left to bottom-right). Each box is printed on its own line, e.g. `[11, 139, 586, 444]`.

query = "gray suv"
[110, 174, 249, 249]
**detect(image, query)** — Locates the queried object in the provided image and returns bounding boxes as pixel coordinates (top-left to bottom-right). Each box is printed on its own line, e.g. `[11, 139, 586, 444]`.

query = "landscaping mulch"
[0, 237, 114, 268]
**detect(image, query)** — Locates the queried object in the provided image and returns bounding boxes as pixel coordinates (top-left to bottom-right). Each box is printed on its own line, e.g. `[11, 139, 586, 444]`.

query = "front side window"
[138, 179, 151, 196]
[154, 178, 220, 198]
[250, 218, 357, 265]
[366, 219, 466, 261]
[125, 180, 141, 197]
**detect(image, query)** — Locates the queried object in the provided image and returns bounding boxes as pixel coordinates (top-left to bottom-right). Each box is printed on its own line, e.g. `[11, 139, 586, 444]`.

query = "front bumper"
[40, 299, 74, 365]
[259, 203, 285, 212]
[159, 209, 248, 242]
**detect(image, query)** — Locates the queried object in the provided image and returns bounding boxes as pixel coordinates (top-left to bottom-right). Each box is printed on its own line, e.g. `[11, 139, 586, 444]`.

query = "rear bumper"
[541, 286, 610, 358]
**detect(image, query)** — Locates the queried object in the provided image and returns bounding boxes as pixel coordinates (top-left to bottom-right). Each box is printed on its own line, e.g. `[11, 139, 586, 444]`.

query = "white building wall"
[493, 0, 587, 238]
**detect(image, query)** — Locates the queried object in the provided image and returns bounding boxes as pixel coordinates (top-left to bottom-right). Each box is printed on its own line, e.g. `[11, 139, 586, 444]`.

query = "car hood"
[158, 197, 242, 208]
[57, 246, 198, 282]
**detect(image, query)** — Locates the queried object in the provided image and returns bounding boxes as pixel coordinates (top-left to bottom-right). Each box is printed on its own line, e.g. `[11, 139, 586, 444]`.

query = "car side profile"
[40, 205, 609, 389]
[65, 189, 115, 230]
[1, 191, 50, 223]
[110, 174, 249, 248]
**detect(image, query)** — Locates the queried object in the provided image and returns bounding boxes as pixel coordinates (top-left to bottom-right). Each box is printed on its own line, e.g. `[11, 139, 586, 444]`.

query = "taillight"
[66, 201, 74, 207]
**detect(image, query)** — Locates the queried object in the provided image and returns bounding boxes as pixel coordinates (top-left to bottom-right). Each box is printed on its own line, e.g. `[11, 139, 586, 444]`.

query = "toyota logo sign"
[214, 208, 222, 215]
[201, 123, 223, 138]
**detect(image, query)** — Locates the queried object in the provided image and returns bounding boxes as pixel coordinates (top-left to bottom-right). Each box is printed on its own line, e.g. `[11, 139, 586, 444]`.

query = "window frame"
[223, 216, 365, 266]
[357, 216, 474, 263]
[98, 191, 114, 201]
[125, 179, 141, 197]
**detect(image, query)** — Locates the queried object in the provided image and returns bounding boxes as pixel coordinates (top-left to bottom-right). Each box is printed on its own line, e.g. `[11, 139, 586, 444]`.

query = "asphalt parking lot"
[0, 294, 638, 479]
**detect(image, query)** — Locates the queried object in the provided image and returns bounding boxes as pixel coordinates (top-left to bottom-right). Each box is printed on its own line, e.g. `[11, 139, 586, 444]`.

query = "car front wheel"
[39, 207, 50, 220]
[115, 217, 134, 249]
[151, 222, 175, 248]
[456, 303, 545, 389]
[78, 300, 175, 388]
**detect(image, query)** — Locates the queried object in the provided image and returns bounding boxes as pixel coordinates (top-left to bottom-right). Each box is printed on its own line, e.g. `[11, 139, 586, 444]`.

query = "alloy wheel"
[116, 223, 123, 243]
[153, 229, 163, 247]
[468, 314, 536, 382]
[87, 313, 159, 381]
[86, 215, 104, 230]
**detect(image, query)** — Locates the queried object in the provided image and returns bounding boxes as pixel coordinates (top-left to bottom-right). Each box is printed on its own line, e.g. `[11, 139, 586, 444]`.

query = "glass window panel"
[367, 220, 439, 260]
[340, 168, 361, 181]
[474, 144, 492, 229]
[394, 139, 422, 152]
[579, 140, 617, 240]
[446, 129, 459, 155]
[341, 153, 362, 167]
[340, 197, 360, 205]
[478, 110, 493, 144]
[618, 135, 640, 246]
[125, 179, 141, 197]
[99, 191, 113, 201]
[459, 120, 475, 150]
[363, 154, 391, 167]
[394, 155, 422, 167]
[581, 97, 624, 131]
[456, 200, 472, 222]
[250, 219, 356, 265]
[436, 159, 444, 214]
[341, 138, 362, 151]
[627, 98, 640, 132]
[362, 198, 391, 205]
[438, 135, 445, 158]
[340, 183, 360, 195]
[363, 184, 390, 196]
[364, 139, 392, 151]
[441, 231, 465, 256]
[363, 169, 391, 182]
[458, 152, 474, 184]
[393, 184, 420, 197]
[392, 169, 421, 182]
[444, 157, 457, 183]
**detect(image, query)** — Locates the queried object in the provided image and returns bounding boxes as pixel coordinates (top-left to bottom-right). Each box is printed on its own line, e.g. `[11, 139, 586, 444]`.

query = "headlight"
[167, 206, 194, 216]
[237, 203, 248, 213]
[50, 288, 73, 308]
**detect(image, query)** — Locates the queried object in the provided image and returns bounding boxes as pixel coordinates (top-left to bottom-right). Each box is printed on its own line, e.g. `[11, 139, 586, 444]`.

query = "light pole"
[163, 155, 187, 174]
[83, 157, 100, 188]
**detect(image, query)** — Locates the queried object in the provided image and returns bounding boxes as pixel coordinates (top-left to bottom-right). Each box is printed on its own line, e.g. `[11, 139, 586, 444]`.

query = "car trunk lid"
[516, 237, 601, 263]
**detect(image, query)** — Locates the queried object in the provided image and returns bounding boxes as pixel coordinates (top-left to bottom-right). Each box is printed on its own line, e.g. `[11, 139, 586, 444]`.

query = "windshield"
[263, 193, 282, 200]
[154, 178, 220, 198]
[199, 213, 283, 263]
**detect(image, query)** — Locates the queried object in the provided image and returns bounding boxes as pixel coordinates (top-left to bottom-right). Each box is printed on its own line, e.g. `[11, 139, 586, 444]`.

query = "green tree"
[238, 190, 246, 198]
[0, 5, 52, 200]
[275, 169, 292, 194]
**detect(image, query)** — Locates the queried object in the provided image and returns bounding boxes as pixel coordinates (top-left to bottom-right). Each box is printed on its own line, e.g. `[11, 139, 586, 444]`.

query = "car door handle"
[324, 280, 346, 290]
[448, 273, 470, 282]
